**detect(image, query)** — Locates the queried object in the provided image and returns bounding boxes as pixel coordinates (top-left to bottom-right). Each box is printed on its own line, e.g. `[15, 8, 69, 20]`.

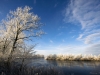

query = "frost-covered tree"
[0, 6, 44, 62]
[18, 44, 36, 71]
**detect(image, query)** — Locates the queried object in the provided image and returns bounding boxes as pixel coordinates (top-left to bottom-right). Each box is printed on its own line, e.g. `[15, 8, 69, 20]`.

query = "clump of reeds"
[45, 54, 100, 61]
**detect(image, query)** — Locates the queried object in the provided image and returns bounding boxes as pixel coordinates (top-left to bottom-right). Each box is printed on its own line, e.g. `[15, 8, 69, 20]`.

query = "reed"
[45, 54, 100, 61]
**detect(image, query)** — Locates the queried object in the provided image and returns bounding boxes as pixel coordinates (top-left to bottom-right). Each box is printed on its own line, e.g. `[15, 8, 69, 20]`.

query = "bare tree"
[0, 6, 44, 63]
[0, 37, 12, 59]
[19, 44, 36, 71]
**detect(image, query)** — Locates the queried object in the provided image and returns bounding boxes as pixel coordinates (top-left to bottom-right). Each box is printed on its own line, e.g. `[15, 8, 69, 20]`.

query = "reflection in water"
[14, 59, 100, 75]
[29, 59, 100, 75]
[47, 60, 100, 67]
[47, 60, 100, 75]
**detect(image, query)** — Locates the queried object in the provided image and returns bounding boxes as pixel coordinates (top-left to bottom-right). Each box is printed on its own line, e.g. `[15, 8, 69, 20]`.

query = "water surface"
[27, 59, 100, 75]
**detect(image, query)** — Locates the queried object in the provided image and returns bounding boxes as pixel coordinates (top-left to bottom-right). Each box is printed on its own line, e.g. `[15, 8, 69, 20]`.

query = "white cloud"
[65, 0, 100, 45]
[77, 34, 83, 40]
[65, 0, 100, 29]
[64, 0, 100, 54]
[77, 32, 100, 44]
[84, 33, 100, 44]
[36, 43, 100, 56]
[85, 43, 100, 55]
[36, 44, 86, 56]
[73, 0, 99, 28]
[36, 50, 53, 56]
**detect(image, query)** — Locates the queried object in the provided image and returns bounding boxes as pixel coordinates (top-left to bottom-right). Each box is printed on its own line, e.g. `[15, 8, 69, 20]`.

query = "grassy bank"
[0, 60, 63, 75]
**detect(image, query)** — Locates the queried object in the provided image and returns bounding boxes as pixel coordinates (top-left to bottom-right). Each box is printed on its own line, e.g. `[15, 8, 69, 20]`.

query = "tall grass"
[45, 54, 100, 61]
[0, 61, 63, 75]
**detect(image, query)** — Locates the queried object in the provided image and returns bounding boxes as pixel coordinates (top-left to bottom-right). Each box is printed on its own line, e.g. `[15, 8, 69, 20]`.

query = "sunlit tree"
[0, 6, 44, 62]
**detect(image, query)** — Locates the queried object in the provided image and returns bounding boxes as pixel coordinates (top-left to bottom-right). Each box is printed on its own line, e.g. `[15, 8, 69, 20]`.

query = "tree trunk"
[7, 31, 19, 69]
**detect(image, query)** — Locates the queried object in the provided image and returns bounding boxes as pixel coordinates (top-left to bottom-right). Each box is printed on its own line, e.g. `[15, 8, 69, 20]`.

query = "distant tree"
[0, 6, 44, 63]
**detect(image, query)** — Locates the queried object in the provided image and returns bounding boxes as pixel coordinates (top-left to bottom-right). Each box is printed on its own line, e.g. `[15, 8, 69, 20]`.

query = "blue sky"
[0, 0, 100, 55]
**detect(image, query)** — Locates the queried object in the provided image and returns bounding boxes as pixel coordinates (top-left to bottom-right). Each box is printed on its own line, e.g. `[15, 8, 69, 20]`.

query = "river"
[23, 58, 100, 75]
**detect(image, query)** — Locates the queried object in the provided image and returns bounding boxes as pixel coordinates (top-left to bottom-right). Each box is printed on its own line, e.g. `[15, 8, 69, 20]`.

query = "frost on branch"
[2, 6, 43, 40]
[45, 54, 100, 61]
[0, 6, 44, 60]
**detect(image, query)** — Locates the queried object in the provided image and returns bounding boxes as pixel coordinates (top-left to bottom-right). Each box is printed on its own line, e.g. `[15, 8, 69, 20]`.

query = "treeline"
[45, 54, 100, 61]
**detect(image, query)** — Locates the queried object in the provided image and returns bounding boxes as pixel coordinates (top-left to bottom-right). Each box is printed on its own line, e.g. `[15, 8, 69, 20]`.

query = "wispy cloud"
[64, 0, 100, 54]
[65, 0, 100, 45]
[85, 43, 100, 55]
[65, 0, 100, 29]
[36, 44, 86, 55]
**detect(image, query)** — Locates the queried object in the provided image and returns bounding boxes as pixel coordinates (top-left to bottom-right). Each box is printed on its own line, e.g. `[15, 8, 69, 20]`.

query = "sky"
[0, 0, 100, 55]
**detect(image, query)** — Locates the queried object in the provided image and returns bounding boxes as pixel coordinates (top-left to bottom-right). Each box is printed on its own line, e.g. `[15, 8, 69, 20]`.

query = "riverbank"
[0, 60, 63, 75]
